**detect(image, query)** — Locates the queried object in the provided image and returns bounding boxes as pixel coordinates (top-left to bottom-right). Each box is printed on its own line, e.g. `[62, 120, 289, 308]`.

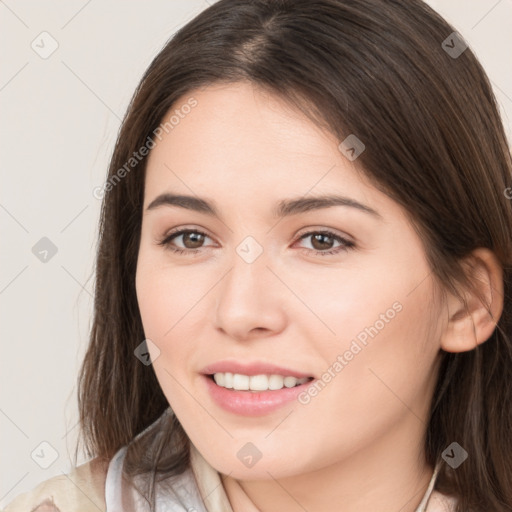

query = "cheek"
[308, 279, 439, 440]
[135, 252, 213, 394]
[136, 254, 180, 372]
[136, 261, 167, 340]
[136, 248, 205, 338]
[135, 262, 196, 412]
[299, 258, 439, 420]
[281, 257, 407, 358]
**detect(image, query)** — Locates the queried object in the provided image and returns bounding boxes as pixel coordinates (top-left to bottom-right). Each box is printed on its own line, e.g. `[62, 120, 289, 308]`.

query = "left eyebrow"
[145, 193, 383, 220]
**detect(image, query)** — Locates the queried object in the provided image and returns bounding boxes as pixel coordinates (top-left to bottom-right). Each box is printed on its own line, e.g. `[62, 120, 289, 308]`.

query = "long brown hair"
[76, 0, 512, 510]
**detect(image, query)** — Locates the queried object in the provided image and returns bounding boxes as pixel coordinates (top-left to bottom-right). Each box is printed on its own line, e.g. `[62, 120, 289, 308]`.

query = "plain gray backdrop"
[1, 0, 511, 505]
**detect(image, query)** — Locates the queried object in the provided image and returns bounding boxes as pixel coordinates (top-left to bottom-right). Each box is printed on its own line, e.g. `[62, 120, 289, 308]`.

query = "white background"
[1, 0, 511, 506]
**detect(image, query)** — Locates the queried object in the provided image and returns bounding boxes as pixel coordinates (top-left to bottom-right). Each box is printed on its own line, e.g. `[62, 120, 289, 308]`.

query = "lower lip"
[202, 374, 315, 416]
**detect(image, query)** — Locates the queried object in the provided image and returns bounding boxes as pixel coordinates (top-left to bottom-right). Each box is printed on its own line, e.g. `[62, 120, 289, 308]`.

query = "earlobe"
[440, 248, 504, 354]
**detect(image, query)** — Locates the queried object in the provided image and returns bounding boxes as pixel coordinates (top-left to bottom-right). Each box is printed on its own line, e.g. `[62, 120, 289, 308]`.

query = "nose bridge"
[213, 232, 285, 337]
[221, 233, 270, 303]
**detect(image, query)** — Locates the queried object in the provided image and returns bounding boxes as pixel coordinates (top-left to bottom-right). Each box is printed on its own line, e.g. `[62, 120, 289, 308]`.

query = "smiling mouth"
[207, 373, 314, 392]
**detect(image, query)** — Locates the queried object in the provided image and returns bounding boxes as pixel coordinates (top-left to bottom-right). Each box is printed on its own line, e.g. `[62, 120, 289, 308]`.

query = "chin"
[200, 444, 304, 480]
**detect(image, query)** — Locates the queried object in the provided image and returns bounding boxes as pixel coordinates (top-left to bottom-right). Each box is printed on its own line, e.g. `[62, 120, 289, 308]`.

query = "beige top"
[2, 440, 458, 512]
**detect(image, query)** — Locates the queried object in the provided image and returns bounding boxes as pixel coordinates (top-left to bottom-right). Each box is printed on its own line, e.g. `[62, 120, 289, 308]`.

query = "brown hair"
[76, 0, 512, 510]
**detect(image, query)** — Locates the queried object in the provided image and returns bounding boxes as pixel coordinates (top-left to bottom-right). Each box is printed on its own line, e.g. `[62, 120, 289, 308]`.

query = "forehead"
[148, 82, 341, 167]
[143, 81, 392, 220]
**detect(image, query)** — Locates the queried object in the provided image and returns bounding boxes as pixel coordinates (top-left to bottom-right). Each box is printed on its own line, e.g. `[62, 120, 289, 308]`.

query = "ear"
[440, 248, 504, 353]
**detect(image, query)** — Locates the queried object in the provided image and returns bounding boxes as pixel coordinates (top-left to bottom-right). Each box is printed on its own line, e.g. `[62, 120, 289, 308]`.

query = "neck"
[222, 416, 434, 512]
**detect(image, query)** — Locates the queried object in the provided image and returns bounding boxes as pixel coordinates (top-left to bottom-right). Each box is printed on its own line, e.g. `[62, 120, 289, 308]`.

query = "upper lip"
[201, 360, 314, 379]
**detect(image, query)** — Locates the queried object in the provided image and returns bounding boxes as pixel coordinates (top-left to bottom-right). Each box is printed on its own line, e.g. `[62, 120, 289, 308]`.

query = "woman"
[4, 0, 511, 511]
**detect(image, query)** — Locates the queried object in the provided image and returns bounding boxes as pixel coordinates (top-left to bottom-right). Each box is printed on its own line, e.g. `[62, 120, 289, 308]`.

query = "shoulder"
[2, 457, 109, 512]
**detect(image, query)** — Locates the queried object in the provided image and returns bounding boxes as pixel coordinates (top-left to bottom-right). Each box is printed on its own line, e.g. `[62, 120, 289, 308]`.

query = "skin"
[135, 81, 503, 512]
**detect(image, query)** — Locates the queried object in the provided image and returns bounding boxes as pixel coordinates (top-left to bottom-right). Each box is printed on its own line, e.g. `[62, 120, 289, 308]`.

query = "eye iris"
[183, 232, 204, 249]
[311, 233, 334, 250]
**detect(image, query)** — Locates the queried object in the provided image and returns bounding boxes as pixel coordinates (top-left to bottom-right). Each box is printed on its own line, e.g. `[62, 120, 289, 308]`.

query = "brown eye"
[296, 230, 355, 256]
[179, 231, 206, 249]
[158, 228, 213, 254]
[310, 233, 336, 250]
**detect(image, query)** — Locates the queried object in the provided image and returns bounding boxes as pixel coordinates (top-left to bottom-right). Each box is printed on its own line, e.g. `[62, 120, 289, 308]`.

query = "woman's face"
[135, 81, 444, 480]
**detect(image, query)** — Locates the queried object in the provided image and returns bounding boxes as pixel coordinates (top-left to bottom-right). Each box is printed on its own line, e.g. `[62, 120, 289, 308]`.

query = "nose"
[213, 243, 287, 342]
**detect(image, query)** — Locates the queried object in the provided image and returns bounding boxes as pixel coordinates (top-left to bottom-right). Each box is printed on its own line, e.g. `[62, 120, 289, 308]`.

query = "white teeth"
[224, 372, 233, 388]
[213, 373, 224, 387]
[249, 374, 269, 391]
[268, 374, 284, 390]
[283, 376, 299, 388]
[212, 372, 310, 391]
[233, 373, 250, 390]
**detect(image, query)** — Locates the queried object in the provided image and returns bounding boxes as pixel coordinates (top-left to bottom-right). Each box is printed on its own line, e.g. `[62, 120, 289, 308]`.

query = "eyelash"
[157, 228, 356, 257]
